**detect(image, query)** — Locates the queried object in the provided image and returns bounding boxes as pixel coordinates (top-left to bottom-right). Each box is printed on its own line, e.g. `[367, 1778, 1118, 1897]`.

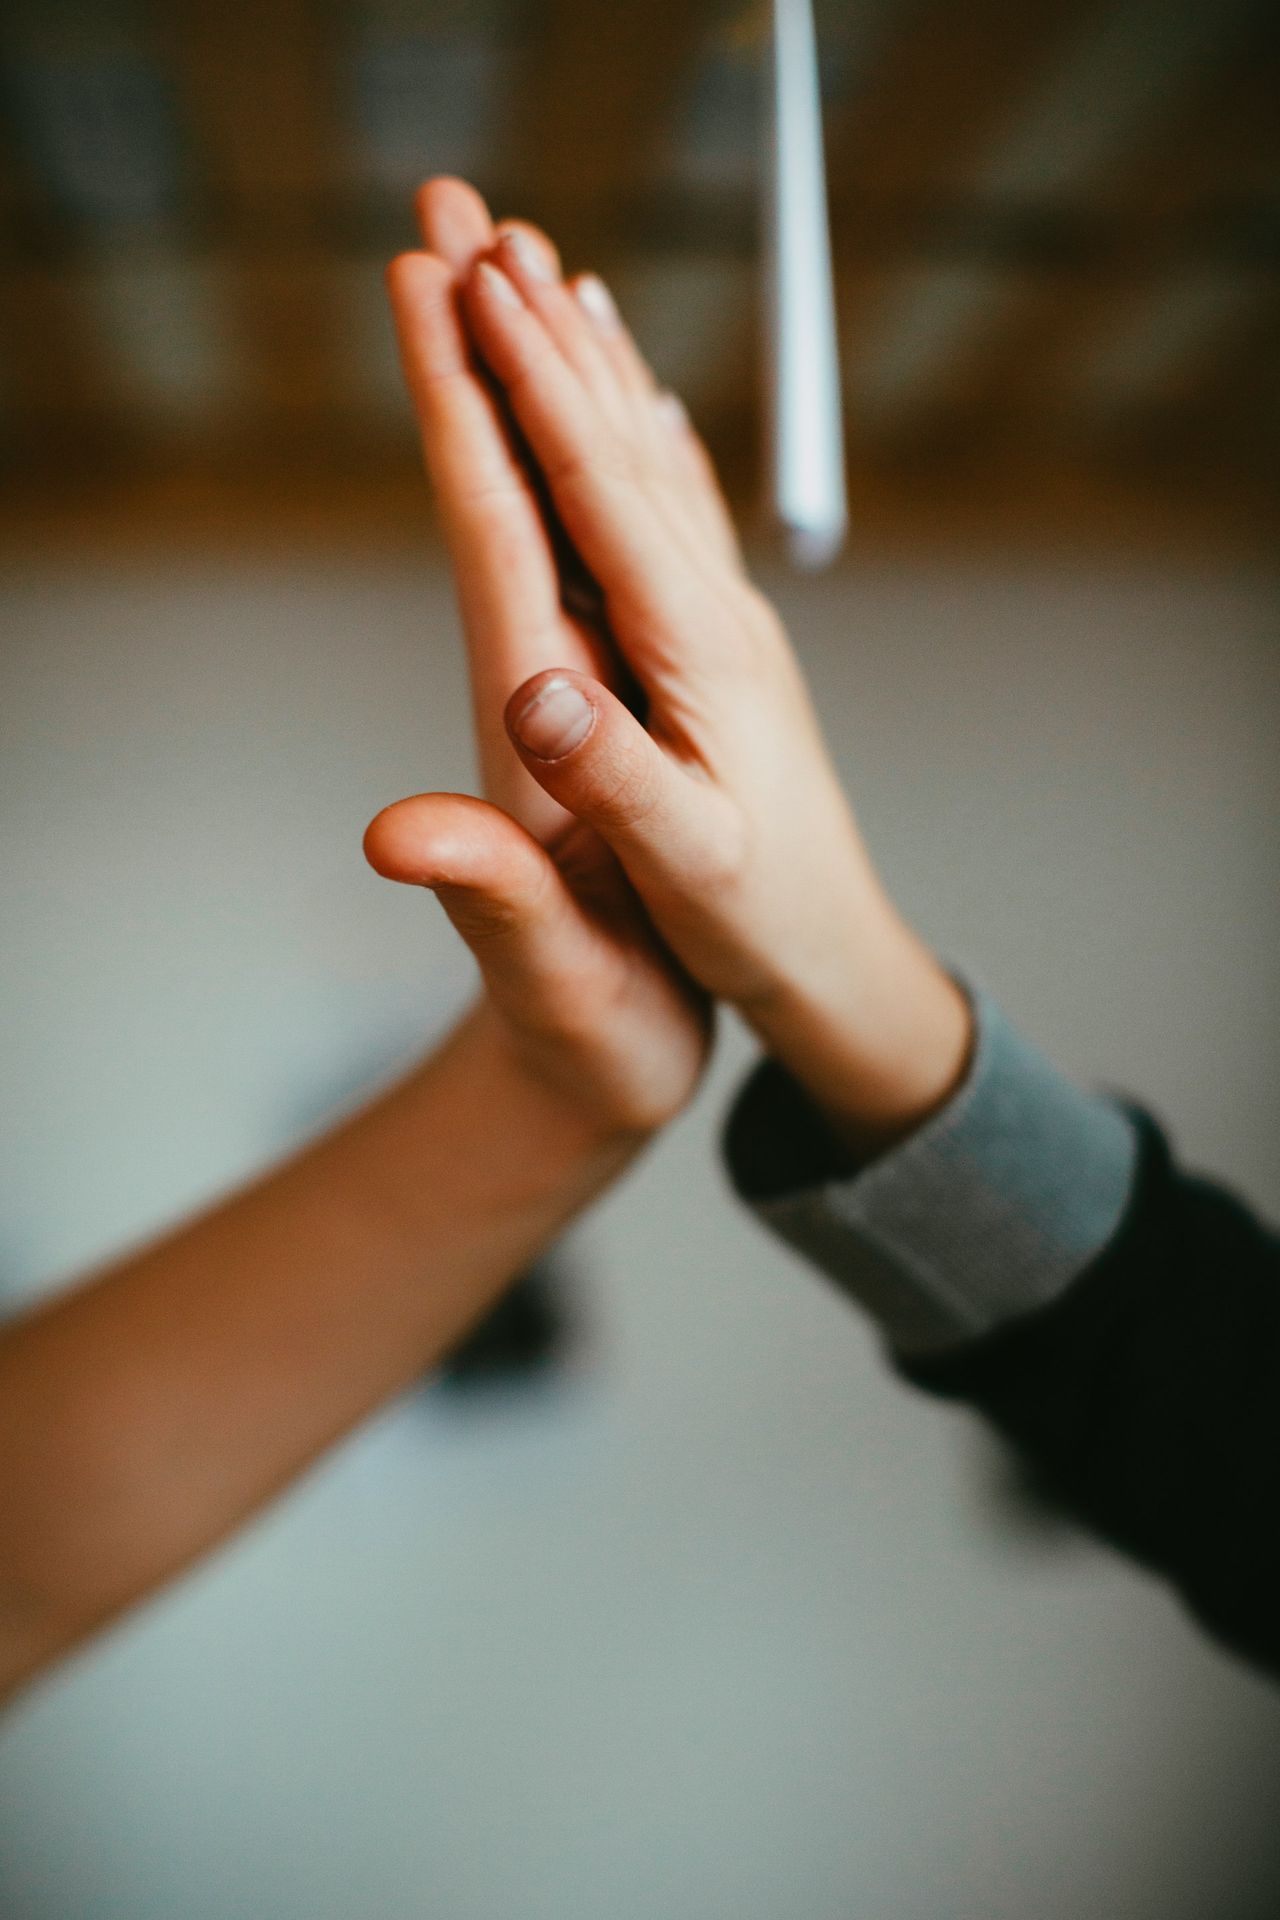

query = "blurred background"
[2, 0, 1277, 547]
[1, 2, 1279, 1917]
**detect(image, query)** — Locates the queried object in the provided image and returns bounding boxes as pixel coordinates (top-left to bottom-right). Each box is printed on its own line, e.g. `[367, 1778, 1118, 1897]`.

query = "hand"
[366, 180, 709, 1147]
[391, 184, 971, 1153]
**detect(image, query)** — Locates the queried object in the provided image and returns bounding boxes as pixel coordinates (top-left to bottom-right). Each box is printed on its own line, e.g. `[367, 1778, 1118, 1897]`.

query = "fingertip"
[362, 798, 427, 884]
[494, 219, 561, 282]
[363, 793, 473, 887]
[491, 226, 564, 292]
[415, 176, 494, 263]
[572, 272, 621, 332]
[469, 256, 525, 313]
[385, 248, 454, 308]
[364, 792, 552, 903]
[655, 389, 690, 433]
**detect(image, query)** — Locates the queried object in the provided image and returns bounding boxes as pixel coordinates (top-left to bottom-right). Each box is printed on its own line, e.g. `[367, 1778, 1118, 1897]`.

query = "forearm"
[0, 1003, 633, 1700]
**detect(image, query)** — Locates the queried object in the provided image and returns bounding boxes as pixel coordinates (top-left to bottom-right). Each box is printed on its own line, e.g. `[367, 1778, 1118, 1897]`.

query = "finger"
[504, 670, 739, 920]
[363, 792, 614, 1033]
[387, 249, 598, 836]
[568, 271, 670, 471]
[568, 273, 655, 400]
[414, 176, 494, 267]
[652, 389, 742, 565]
[409, 200, 612, 630]
[494, 218, 560, 283]
[565, 274, 742, 567]
[462, 257, 720, 657]
[416, 204, 579, 511]
[486, 230, 633, 429]
[413, 183, 559, 287]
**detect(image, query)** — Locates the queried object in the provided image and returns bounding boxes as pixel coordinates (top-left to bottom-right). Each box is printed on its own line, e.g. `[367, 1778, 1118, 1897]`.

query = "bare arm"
[0, 178, 711, 1705]
[0, 1001, 683, 1705]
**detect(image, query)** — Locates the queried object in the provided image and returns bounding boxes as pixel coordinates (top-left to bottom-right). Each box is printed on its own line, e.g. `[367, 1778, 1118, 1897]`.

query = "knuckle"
[443, 862, 550, 944]
[414, 359, 474, 397]
[445, 889, 525, 943]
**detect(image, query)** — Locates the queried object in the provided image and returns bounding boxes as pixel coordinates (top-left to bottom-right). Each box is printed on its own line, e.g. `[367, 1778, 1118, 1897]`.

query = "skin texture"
[384, 179, 972, 1156]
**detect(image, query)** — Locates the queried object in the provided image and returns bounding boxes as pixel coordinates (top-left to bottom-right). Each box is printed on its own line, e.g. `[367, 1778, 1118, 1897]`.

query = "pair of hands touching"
[0, 177, 974, 1705]
[366, 177, 971, 1165]
[0, 178, 972, 1704]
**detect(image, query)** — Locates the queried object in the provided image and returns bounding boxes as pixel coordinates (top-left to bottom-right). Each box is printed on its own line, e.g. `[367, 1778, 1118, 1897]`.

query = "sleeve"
[902, 1119, 1280, 1676]
[723, 990, 1140, 1357]
[722, 999, 1280, 1676]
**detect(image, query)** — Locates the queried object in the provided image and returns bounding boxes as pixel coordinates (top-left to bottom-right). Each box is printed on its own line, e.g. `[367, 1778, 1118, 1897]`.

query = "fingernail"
[656, 389, 689, 431]
[512, 678, 596, 759]
[500, 227, 557, 284]
[476, 259, 523, 308]
[575, 273, 620, 330]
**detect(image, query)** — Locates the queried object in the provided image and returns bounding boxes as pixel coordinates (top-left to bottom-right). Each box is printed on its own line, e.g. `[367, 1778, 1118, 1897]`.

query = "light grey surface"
[1, 554, 1279, 1920]
[738, 991, 1140, 1354]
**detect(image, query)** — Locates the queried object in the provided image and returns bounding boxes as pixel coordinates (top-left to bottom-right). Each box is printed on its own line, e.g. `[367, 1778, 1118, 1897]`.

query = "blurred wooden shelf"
[2, 430, 1274, 566]
[1, 0, 1277, 565]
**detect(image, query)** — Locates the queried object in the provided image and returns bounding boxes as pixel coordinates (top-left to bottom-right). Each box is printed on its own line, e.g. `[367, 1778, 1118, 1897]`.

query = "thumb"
[363, 791, 607, 1031]
[503, 671, 735, 908]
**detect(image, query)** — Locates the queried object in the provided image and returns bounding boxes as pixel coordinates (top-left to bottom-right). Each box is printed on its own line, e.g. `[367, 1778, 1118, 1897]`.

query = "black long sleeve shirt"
[725, 997, 1280, 1675]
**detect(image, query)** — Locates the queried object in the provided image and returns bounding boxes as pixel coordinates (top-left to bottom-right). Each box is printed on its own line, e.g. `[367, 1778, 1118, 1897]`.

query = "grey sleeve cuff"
[722, 992, 1140, 1357]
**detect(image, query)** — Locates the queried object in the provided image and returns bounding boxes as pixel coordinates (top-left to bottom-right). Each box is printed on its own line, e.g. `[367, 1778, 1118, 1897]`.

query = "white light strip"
[763, 0, 847, 568]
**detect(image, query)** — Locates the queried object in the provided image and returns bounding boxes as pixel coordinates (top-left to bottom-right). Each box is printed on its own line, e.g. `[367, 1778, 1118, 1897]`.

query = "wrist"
[311, 1002, 636, 1288]
[429, 998, 654, 1173]
[341, 1000, 646, 1319]
[743, 917, 973, 1160]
